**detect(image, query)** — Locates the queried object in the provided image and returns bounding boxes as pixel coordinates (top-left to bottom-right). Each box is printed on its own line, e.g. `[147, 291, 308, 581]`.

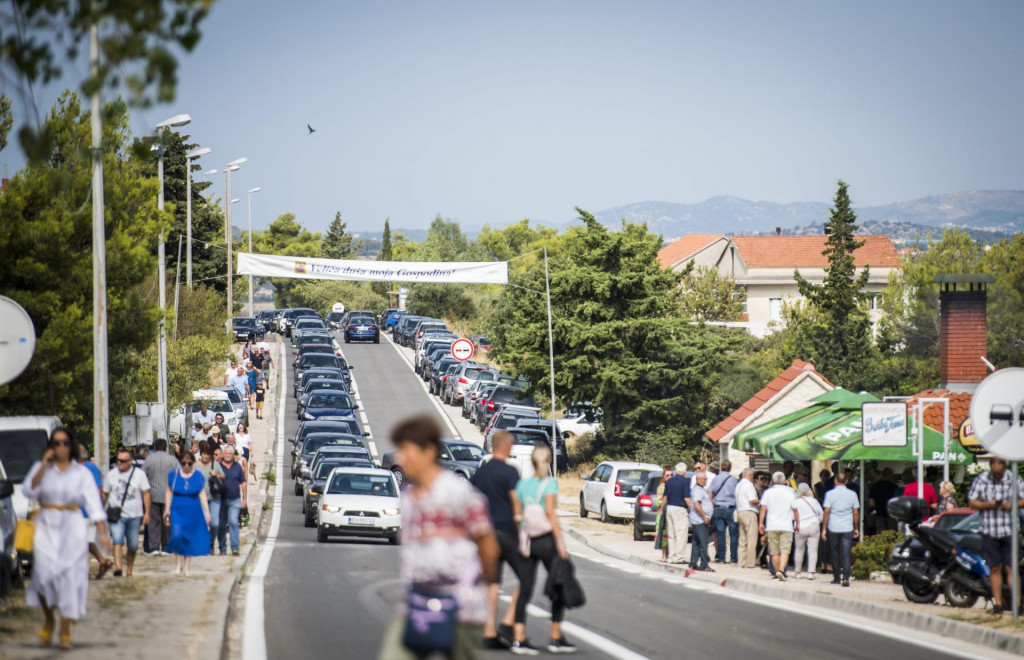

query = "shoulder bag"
[402, 584, 459, 654]
[208, 464, 226, 499]
[106, 466, 135, 524]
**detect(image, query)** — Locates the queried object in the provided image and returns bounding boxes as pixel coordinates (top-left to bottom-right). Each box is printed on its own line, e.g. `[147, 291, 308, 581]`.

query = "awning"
[735, 389, 974, 465]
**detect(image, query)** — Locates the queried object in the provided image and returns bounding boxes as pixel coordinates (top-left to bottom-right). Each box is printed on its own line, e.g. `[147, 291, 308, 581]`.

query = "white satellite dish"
[0, 296, 36, 385]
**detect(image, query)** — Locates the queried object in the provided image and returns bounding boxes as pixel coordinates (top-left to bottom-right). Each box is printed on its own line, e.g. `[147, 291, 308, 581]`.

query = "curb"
[564, 526, 1024, 656]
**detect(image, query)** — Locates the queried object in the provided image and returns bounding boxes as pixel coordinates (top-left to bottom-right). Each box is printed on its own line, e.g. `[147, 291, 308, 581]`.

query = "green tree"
[983, 234, 1024, 368]
[391, 231, 419, 261]
[406, 284, 476, 320]
[371, 218, 393, 297]
[1, 0, 212, 156]
[418, 216, 467, 261]
[251, 213, 321, 306]
[792, 181, 876, 388]
[491, 208, 742, 457]
[321, 212, 360, 259]
[0, 91, 162, 441]
[678, 264, 745, 322]
[290, 281, 388, 317]
[0, 94, 12, 153]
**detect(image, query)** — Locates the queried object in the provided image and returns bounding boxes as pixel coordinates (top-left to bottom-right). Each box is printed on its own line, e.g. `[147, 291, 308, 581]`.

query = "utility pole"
[157, 153, 167, 411]
[544, 247, 558, 479]
[224, 169, 233, 327]
[90, 19, 110, 479]
[173, 234, 183, 340]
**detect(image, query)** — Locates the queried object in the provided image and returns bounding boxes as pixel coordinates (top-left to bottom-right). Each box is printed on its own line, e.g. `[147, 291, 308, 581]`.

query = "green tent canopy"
[734, 389, 974, 465]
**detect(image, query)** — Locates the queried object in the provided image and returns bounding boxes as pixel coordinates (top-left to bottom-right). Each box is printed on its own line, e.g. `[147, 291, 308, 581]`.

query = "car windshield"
[509, 432, 549, 446]
[234, 318, 256, 327]
[351, 318, 375, 326]
[190, 399, 233, 414]
[297, 319, 324, 327]
[302, 371, 343, 387]
[309, 393, 354, 408]
[303, 381, 345, 394]
[328, 473, 397, 497]
[0, 428, 49, 481]
[496, 413, 532, 429]
[307, 420, 361, 437]
[302, 436, 353, 455]
[448, 444, 485, 461]
[617, 470, 652, 491]
[315, 460, 371, 478]
[219, 389, 243, 404]
[301, 354, 340, 368]
[950, 512, 980, 533]
[463, 367, 489, 379]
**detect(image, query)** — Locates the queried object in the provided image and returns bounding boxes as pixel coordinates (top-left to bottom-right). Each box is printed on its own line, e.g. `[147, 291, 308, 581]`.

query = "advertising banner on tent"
[861, 402, 908, 447]
[237, 252, 509, 284]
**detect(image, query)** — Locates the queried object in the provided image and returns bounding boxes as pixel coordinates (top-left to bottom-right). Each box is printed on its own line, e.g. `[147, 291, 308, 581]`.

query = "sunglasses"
[118, 458, 131, 464]
[51, 439, 70, 447]
[182, 460, 195, 466]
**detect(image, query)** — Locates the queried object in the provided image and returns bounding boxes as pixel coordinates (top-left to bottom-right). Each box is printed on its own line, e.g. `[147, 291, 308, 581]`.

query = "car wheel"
[374, 337, 379, 344]
[317, 525, 328, 543]
[600, 501, 611, 523]
[579, 496, 588, 519]
[344, 336, 350, 344]
[301, 499, 306, 514]
[633, 518, 644, 541]
[392, 467, 405, 487]
[461, 407, 468, 419]
[388, 534, 400, 546]
[304, 513, 315, 528]
[294, 481, 303, 496]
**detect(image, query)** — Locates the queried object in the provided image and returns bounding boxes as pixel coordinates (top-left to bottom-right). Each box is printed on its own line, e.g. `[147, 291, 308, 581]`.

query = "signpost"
[970, 367, 1024, 620]
[0, 296, 35, 386]
[451, 338, 475, 362]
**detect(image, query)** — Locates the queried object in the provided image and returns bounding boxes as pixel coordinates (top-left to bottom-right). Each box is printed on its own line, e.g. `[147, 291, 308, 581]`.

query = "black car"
[428, 360, 460, 396]
[292, 432, 367, 492]
[290, 421, 368, 476]
[477, 386, 536, 430]
[399, 317, 439, 347]
[301, 457, 376, 526]
[381, 439, 485, 487]
[392, 315, 425, 345]
[633, 472, 667, 541]
[294, 353, 348, 383]
[325, 311, 346, 328]
[231, 316, 265, 343]
[294, 367, 347, 398]
[282, 308, 319, 337]
[296, 378, 348, 415]
[512, 419, 569, 472]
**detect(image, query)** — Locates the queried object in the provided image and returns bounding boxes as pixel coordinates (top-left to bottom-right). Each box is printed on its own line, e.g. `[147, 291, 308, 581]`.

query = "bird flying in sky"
[307, 124, 316, 134]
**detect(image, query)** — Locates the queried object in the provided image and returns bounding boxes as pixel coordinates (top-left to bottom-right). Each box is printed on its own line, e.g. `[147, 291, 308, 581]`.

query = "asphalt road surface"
[261, 332, 987, 660]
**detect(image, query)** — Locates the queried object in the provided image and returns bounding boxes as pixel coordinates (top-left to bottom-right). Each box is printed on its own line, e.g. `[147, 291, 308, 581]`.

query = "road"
[261, 332, 986, 660]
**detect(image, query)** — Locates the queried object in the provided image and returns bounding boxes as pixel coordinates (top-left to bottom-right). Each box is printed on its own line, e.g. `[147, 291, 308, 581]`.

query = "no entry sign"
[451, 338, 475, 361]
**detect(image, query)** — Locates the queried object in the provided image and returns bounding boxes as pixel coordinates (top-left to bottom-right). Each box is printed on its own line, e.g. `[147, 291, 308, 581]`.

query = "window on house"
[769, 298, 783, 322]
[868, 295, 879, 310]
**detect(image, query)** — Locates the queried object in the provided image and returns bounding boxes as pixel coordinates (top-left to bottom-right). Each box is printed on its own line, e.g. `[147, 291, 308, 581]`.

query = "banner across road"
[237, 252, 509, 284]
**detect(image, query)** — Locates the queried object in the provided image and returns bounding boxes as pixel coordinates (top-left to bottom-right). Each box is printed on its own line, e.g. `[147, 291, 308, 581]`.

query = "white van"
[168, 390, 239, 439]
[0, 416, 63, 521]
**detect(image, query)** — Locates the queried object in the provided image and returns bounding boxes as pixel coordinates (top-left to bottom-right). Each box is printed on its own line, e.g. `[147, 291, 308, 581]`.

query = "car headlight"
[383, 508, 400, 516]
[322, 505, 341, 513]
[303, 412, 315, 420]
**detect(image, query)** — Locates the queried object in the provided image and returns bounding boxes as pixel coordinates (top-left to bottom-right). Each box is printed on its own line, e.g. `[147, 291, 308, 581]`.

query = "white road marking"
[497, 596, 649, 660]
[369, 441, 379, 457]
[243, 342, 286, 660]
[383, 333, 462, 440]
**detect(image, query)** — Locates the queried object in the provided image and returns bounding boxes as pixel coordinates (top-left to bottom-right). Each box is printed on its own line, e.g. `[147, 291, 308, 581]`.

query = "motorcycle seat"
[921, 526, 958, 552]
[959, 534, 983, 552]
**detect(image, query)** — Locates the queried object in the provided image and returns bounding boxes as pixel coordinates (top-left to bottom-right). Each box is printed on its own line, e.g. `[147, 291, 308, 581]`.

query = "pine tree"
[322, 212, 358, 259]
[793, 180, 875, 387]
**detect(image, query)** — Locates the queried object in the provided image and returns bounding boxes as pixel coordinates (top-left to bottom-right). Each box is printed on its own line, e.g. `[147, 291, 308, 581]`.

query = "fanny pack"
[402, 584, 459, 654]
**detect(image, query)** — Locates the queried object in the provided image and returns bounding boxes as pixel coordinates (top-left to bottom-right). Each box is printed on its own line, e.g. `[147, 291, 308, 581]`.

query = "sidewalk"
[0, 341, 282, 659]
[561, 506, 1024, 656]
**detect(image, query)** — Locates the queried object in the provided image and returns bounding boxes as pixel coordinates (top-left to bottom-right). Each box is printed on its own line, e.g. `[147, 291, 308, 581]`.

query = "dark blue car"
[302, 390, 359, 420]
[344, 317, 380, 344]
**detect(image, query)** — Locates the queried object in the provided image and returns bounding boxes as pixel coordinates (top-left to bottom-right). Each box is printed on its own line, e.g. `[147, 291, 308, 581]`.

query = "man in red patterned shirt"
[378, 415, 500, 659]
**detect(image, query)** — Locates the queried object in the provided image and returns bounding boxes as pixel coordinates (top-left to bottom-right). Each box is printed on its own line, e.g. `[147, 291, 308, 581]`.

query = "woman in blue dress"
[164, 453, 211, 576]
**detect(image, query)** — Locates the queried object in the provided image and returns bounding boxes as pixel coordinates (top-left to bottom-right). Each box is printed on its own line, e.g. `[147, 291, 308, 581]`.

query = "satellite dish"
[0, 296, 36, 385]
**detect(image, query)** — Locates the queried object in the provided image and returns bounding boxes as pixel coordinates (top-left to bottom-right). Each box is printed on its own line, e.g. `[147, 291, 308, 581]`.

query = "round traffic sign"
[969, 367, 1024, 461]
[0, 296, 36, 385]
[451, 338, 475, 362]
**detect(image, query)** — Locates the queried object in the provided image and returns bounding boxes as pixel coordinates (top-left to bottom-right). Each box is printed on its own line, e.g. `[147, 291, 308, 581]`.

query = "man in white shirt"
[759, 471, 798, 581]
[223, 360, 238, 386]
[192, 402, 215, 427]
[104, 449, 152, 576]
[735, 468, 760, 568]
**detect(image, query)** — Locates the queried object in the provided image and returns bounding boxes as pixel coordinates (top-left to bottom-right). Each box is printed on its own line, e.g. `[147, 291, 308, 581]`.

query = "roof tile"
[657, 234, 725, 269]
[730, 234, 900, 268]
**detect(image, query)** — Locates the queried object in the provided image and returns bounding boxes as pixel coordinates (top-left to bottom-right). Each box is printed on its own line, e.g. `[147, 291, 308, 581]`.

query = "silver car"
[442, 363, 494, 406]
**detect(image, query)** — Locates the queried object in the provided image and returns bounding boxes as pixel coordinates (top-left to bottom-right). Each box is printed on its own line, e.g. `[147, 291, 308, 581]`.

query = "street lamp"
[185, 146, 211, 288]
[156, 113, 191, 428]
[247, 186, 262, 316]
[223, 159, 246, 328]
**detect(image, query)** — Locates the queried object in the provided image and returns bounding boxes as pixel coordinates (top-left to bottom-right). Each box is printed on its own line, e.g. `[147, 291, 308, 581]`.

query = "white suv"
[579, 461, 661, 522]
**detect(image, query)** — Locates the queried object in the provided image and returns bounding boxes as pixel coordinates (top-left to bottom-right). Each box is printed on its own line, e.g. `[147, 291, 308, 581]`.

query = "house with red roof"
[705, 359, 835, 470]
[658, 233, 900, 336]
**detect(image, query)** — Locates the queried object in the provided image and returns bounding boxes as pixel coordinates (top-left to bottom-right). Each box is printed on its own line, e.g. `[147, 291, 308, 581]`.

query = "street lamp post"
[223, 158, 246, 329]
[247, 187, 262, 316]
[156, 113, 191, 428]
[185, 146, 211, 288]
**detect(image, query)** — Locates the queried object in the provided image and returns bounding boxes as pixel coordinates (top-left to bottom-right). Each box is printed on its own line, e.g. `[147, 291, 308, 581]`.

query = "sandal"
[97, 558, 113, 579]
[60, 633, 73, 650]
[39, 628, 54, 647]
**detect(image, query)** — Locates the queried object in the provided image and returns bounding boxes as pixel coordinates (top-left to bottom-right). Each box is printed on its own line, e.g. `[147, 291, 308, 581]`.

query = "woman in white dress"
[22, 428, 111, 650]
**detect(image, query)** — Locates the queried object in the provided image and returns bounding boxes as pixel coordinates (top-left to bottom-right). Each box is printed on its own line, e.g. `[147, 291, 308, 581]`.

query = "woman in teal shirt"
[511, 445, 575, 654]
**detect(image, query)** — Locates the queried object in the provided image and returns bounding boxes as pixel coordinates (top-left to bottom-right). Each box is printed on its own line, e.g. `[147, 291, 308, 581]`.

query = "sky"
[5, 0, 1024, 234]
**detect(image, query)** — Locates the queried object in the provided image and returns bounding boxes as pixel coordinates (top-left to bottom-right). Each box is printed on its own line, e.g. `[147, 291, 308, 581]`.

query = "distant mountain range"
[344, 190, 1023, 247]
[592, 190, 1024, 242]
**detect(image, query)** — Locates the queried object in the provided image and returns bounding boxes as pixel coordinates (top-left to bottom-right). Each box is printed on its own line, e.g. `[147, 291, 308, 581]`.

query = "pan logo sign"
[294, 261, 307, 274]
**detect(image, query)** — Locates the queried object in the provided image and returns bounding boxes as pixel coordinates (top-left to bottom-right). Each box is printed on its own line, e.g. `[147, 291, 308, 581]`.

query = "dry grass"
[96, 575, 163, 609]
[941, 611, 1024, 632]
[0, 593, 36, 641]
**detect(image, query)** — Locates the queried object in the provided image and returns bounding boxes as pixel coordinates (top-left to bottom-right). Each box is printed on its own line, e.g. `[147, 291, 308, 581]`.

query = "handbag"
[15, 518, 34, 554]
[106, 466, 135, 524]
[208, 466, 226, 499]
[402, 584, 459, 654]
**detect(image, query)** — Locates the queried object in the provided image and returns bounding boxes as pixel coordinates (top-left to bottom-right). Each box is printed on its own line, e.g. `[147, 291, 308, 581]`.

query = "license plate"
[347, 516, 375, 526]
[625, 502, 634, 509]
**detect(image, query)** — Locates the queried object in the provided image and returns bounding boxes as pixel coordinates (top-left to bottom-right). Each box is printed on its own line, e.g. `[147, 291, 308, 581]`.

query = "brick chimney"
[933, 274, 994, 393]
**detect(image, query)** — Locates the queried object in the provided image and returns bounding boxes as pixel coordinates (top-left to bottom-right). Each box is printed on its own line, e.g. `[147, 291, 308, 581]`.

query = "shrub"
[262, 470, 277, 485]
[851, 530, 902, 580]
